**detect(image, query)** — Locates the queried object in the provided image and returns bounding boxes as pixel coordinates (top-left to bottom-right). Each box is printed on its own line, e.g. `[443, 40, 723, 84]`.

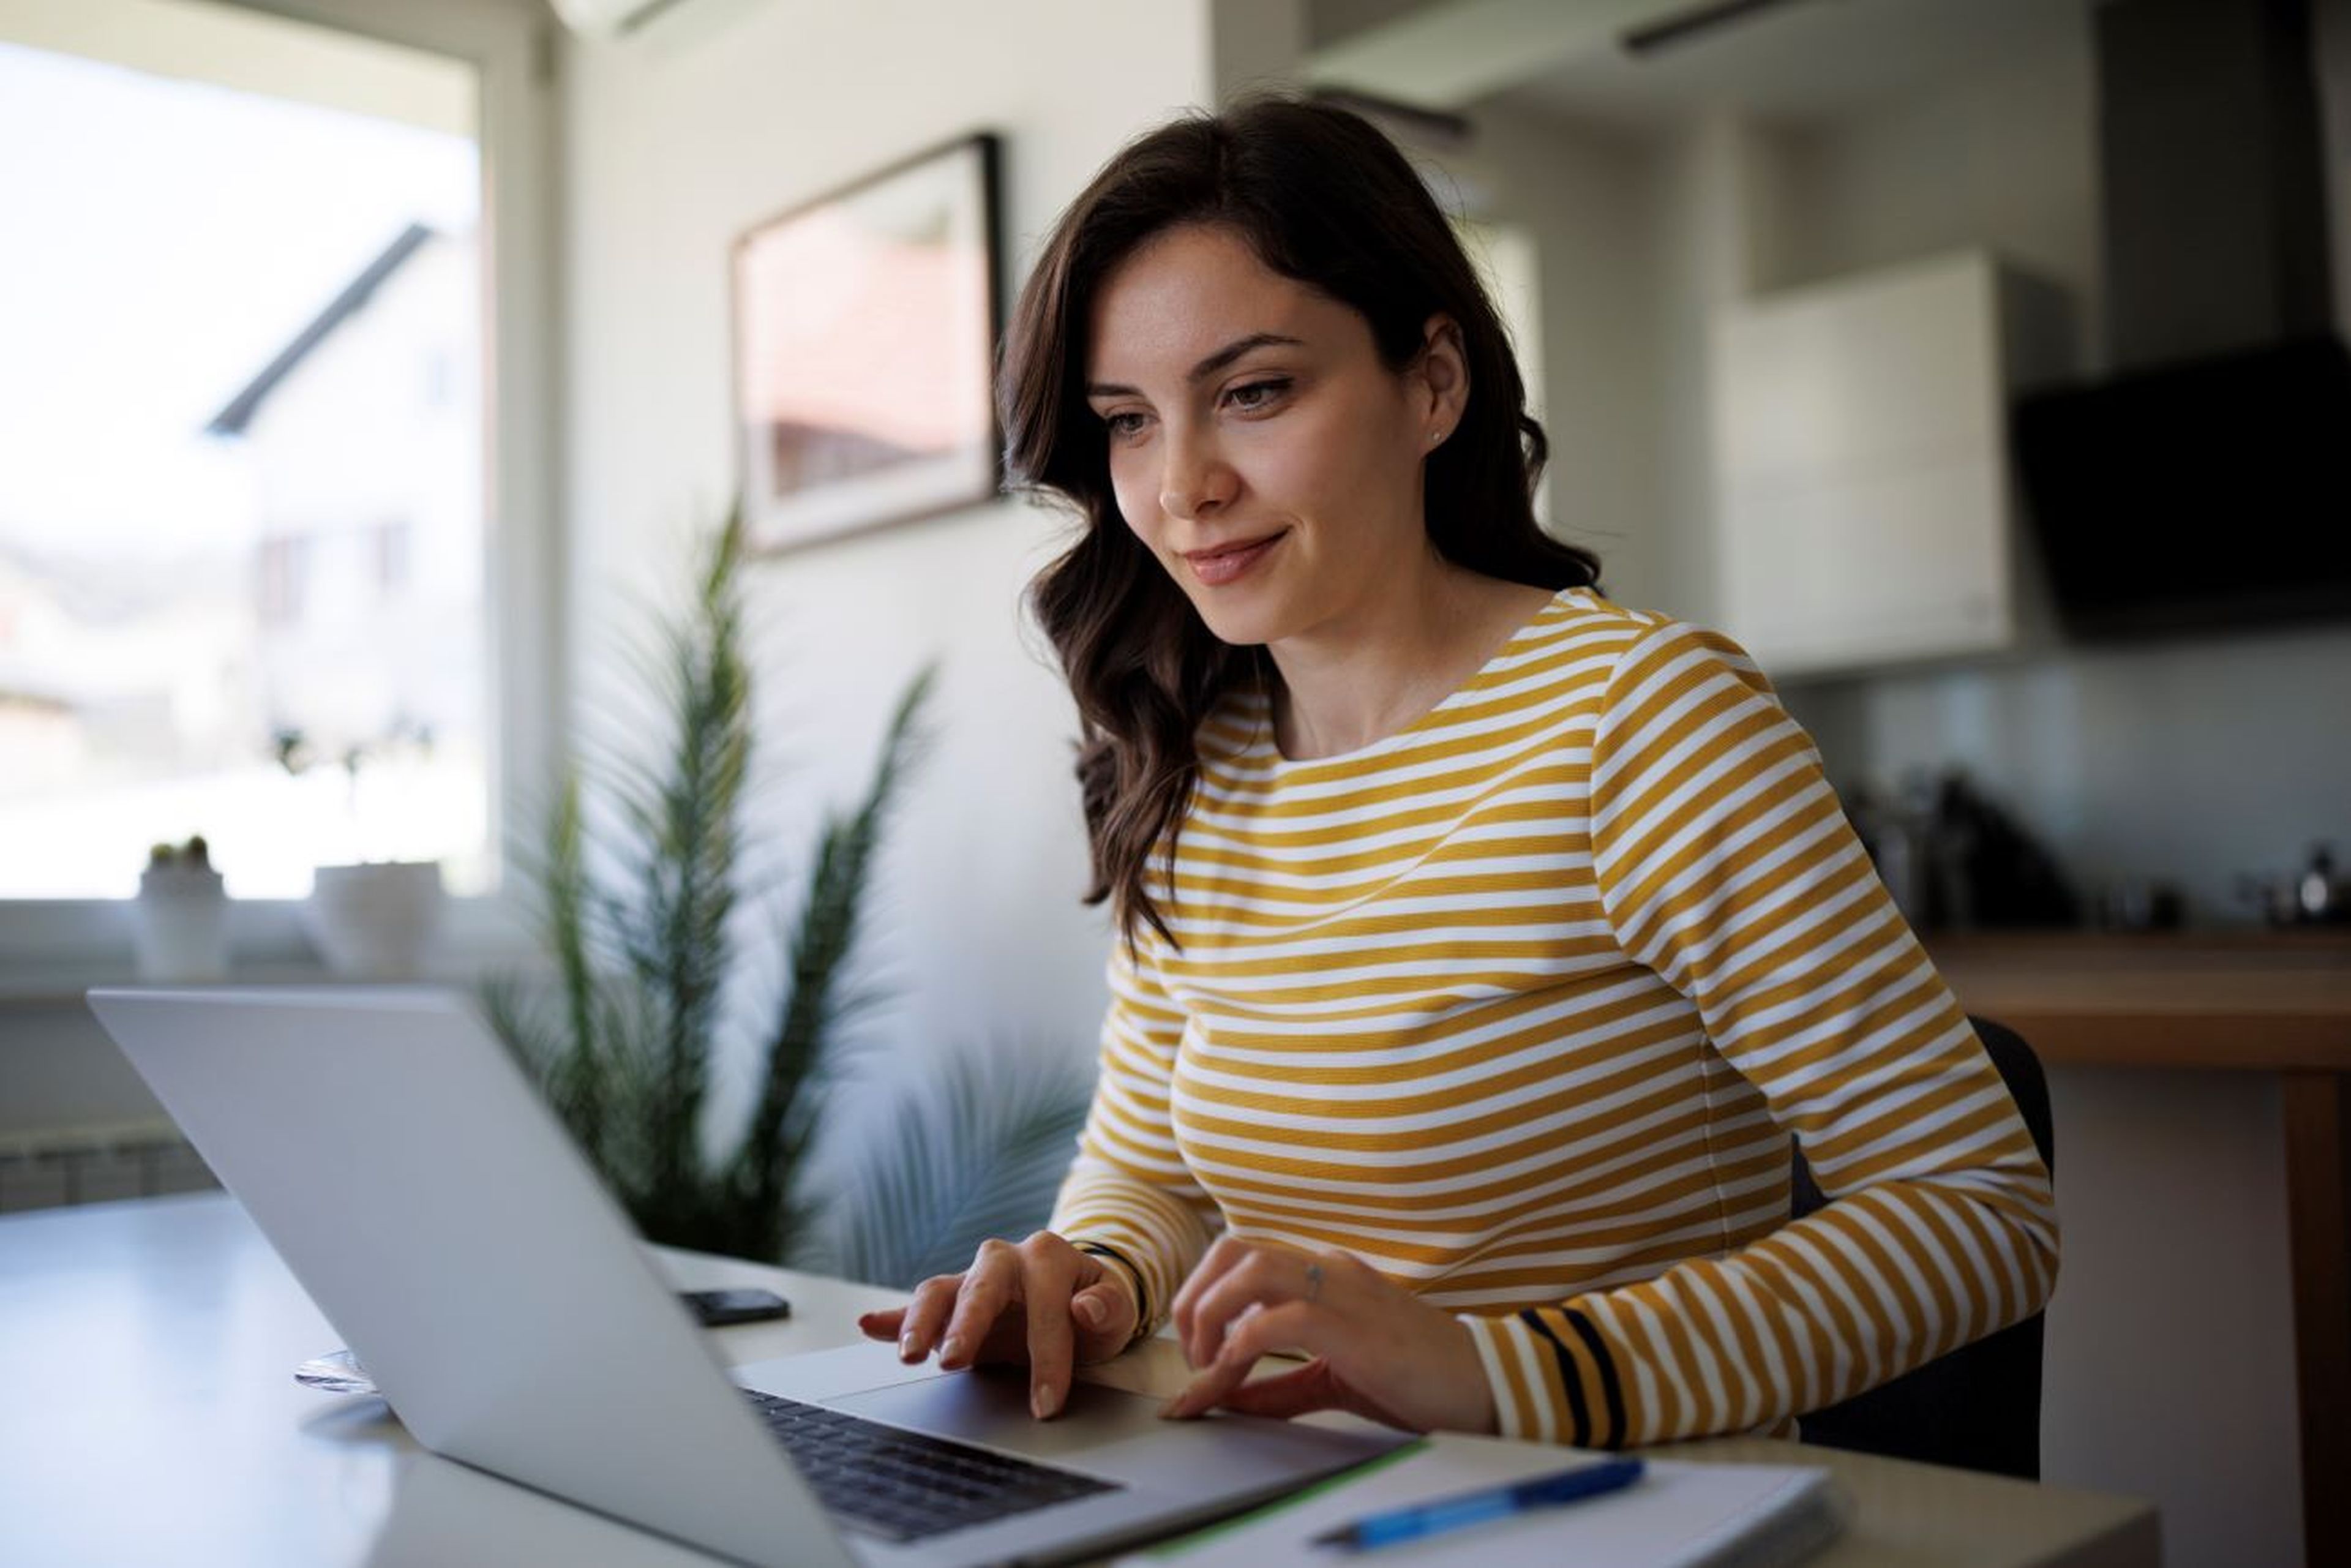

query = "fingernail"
[898, 1334, 918, 1362]
[1159, 1391, 1191, 1420]
[1074, 1295, 1105, 1329]
[940, 1334, 967, 1366]
[1032, 1383, 1058, 1420]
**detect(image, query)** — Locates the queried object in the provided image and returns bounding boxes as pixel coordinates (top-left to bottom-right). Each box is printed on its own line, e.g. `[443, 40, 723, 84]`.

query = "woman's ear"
[1415, 313, 1471, 437]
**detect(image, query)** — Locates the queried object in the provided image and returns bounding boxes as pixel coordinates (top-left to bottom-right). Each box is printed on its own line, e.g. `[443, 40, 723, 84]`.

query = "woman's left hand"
[1161, 1237, 1498, 1434]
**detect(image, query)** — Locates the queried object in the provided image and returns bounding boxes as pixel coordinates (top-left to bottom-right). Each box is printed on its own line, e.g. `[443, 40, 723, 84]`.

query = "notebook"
[1117, 1431, 1848, 1568]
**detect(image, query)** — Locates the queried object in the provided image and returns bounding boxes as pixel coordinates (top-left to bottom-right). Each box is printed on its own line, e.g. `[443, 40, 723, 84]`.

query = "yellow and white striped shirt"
[1051, 588, 2059, 1447]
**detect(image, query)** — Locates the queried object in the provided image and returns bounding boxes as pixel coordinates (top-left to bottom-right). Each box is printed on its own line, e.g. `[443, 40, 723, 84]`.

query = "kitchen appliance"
[2240, 843, 2351, 926]
[2011, 0, 2351, 638]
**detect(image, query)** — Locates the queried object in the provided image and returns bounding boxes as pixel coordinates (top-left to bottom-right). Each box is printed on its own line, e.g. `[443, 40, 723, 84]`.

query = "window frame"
[0, 0, 562, 985]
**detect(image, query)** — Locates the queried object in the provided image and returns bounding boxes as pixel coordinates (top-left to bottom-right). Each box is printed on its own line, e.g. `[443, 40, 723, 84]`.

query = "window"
[0, 0, 552, 916]
[259, 536, 310, 626]
[375, 521, 413, 598]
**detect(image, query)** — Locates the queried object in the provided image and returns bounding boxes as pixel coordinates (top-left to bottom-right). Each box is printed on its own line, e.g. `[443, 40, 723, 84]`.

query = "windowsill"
[0, 964, 531, 1011]
[0, 894, 545, 1010]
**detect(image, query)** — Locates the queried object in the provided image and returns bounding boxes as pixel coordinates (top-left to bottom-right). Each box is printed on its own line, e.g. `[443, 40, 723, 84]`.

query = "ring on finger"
[1303, 1260, 1322, 1304]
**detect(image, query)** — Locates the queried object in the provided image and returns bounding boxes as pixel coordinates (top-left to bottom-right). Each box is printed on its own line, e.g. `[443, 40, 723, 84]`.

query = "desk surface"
[0, 1195, 2156, 1568]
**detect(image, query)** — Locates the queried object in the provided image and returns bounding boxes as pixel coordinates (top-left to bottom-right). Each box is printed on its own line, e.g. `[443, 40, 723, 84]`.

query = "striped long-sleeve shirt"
[1049, 588, 2058, 1447]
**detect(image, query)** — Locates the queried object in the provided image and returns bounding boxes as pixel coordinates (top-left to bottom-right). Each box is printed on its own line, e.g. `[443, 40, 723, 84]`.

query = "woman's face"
[1083, 223, 1462, 650]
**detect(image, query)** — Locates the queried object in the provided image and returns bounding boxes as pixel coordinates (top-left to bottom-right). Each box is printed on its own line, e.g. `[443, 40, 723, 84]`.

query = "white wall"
[1637, 110, 1802, 628]
[557, 1, 1299, 1131]
[1768, 13, 2102, 359]
[1433, 102, 1667, 610]
[1452, 99, 1805, 628]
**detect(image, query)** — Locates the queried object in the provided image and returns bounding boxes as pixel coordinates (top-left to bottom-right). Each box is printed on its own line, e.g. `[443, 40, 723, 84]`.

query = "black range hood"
[2014, 333, 2351, 632]
[2012, 0, 2351, 636]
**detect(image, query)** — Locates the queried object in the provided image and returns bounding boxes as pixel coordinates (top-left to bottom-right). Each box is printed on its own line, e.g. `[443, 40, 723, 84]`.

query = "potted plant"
[274, 722, 447, 979]
[133, 835, 230, 981]
[486, 508, 937, 1261]
[486, 510, 1092, 1268]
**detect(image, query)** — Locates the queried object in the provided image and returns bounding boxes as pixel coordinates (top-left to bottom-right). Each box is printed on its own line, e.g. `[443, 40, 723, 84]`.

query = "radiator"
[0, 1120, 220, 1214]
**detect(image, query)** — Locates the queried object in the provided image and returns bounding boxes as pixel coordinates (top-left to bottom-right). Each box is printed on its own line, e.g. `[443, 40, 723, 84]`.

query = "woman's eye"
[1099, 379, 1287, 441]
[1224, 378, 1290, 413]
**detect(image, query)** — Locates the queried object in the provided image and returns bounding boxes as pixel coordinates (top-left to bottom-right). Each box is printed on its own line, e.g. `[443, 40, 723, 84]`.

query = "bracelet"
[1073, 1241, 1153, 1344]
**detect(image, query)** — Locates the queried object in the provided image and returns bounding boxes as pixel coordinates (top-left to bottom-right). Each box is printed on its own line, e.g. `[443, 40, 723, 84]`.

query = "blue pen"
[1310, 1457, 1647, 1551]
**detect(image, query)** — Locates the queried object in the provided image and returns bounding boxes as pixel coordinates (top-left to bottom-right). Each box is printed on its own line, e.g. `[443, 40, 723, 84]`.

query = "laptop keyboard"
[743, 1389, 1120, 1544]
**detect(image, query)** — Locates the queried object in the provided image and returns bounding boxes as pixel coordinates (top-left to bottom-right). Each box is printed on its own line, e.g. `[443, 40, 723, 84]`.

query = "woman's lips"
[1183, 531, 1286, 587]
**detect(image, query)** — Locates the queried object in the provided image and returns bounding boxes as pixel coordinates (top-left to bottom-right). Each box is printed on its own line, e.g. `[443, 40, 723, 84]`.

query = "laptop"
[86, 987, 1406, 1568]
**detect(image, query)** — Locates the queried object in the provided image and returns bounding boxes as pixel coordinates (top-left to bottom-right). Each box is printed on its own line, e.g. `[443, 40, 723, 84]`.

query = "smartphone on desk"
[681, 1288, 791, 1327]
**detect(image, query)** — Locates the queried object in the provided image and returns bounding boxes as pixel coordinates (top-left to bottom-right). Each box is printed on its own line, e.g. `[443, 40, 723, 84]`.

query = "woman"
[859, 95, 2057, 1448]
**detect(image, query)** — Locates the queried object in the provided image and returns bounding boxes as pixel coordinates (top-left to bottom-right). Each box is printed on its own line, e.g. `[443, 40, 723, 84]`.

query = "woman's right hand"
[855, 1231, 1142, 1420]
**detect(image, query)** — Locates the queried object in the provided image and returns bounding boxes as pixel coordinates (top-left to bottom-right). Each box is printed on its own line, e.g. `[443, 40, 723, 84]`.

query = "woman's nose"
[1158, 426, 1236, 521]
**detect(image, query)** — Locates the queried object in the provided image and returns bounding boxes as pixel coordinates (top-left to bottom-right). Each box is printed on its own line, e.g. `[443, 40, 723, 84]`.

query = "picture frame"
[731, 132, 1003, 554]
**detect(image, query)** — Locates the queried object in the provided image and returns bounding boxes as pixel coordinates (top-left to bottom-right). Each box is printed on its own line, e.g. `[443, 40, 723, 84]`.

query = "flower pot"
[304, 861, 446, 980]
[134, 863, 231, 981]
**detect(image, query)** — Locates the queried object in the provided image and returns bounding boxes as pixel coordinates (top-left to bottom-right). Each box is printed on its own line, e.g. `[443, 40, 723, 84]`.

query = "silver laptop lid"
[88, 986, 853, 1568]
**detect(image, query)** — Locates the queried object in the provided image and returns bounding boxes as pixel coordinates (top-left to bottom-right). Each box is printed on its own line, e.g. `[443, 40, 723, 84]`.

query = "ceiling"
[1311, 0, 2097, 134]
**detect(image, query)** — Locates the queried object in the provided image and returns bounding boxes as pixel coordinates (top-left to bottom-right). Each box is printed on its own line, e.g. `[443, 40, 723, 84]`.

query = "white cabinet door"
[1712, 251, 2035, 677]
[1720, 461, 2011, 675]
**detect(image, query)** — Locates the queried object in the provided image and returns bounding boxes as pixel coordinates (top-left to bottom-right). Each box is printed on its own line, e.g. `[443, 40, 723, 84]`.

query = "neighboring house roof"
[205, 222, 435, 437]
[0, 686, 72, 716]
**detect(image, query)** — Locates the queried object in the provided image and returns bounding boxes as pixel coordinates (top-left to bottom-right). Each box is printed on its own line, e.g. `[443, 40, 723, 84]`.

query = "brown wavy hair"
[1003, 94, 1601, 949]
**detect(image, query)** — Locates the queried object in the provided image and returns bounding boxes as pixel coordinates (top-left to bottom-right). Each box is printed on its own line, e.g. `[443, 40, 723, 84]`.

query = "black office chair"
[1788, 1015, 2054, 1480]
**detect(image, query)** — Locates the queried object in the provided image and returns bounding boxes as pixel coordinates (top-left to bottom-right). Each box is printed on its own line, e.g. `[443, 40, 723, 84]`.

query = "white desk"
[0, 1194, 2158, 1567]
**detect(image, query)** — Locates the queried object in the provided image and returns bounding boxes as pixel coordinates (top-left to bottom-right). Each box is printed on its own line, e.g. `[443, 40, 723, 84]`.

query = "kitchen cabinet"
[1710, 250, 2070, 677]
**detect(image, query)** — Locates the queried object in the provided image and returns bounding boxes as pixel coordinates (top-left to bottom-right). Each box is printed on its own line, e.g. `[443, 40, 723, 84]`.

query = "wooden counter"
[1929, 931, 2351, 1568]
[1929, 931, 2351, 1071]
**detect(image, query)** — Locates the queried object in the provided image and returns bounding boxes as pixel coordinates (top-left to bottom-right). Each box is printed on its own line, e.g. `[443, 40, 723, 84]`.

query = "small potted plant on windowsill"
[274, 724, 446, 980]
[134, 835, 230, 981]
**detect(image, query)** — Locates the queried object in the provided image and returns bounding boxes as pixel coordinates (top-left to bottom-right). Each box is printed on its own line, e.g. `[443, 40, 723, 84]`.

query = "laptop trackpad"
[833, 1365, 1157, 1466]
[832, 1367, 1402, 1490]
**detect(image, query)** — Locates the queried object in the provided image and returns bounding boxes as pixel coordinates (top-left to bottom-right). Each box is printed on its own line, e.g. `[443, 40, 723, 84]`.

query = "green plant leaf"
[486, 505, 950, 1266]
[808, 1042, 1094, 1290]
[732, 665, 937, 1258]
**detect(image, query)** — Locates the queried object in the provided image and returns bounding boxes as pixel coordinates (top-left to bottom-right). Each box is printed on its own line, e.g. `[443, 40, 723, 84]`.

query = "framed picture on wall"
[732, 132, 1002, 553]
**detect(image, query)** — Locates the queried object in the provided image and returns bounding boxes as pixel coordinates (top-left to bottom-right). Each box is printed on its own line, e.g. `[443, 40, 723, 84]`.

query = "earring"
[1429, 429, 1445, 446]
